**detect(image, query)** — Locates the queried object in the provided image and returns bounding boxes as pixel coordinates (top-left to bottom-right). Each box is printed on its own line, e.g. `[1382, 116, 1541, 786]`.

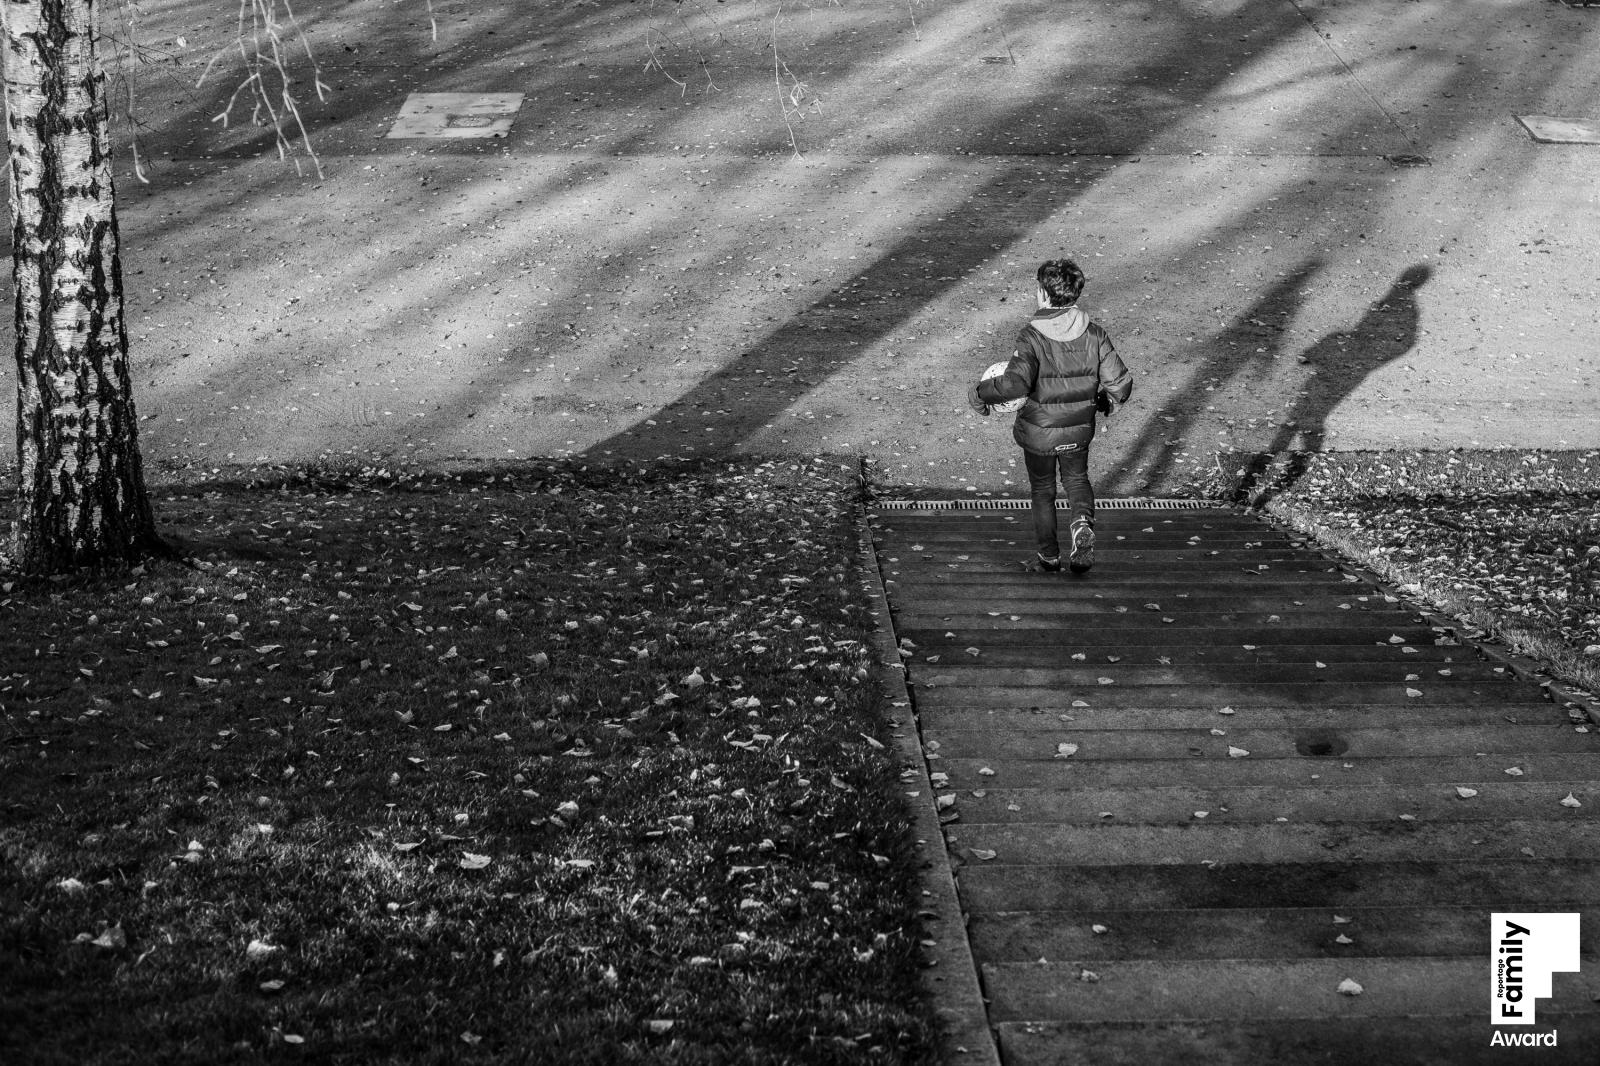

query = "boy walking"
[968, 259, 1132, 573]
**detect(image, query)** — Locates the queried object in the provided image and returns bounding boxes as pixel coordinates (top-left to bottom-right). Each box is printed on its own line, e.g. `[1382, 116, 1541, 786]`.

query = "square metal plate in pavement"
[388, 93, 524, 139]
[1517, 115, 1600, 144]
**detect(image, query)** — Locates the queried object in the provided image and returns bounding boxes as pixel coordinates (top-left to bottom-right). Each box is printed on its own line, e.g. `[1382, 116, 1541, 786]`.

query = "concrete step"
[902, 592, 1414, 611]
[876, 516, 1278, 530]
[883, 535, 1307, 550]
[942, 782, 1600, 826]
[883, 560, 1344, 576]
[897, 625, 1450, 647]
[995, 1015, 1596, 1066]
[957, 858, 1600, 912]
[881, 550, 1337, 566]
[944, 820, 1600, 867]
[969, 905, 1600, 962]
[906, 643, 1471, 665]
[896, 612, 1432, 631]
[922, 724, 1594, 761]
[877, 519, 1296, 532]
[912, 682, 1547, 708]
[888, 571, 1365, 588]
[910, 661, 1510, 685]
[917, 703, 1552, 732]
[931, 755, 1600, 791]
[981, 957, 1600, 1023]
[896, 595, 1422, 615]
[873, 514, 1252, 528]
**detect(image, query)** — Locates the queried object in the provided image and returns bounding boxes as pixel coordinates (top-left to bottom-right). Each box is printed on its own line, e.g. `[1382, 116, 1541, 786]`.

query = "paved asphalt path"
[2, 0, 1597, 493]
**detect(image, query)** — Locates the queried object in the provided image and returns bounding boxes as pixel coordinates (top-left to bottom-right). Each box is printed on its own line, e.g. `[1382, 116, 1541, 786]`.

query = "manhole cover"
[388, 93, 524, 139]
[1517, 115, 1600, 145]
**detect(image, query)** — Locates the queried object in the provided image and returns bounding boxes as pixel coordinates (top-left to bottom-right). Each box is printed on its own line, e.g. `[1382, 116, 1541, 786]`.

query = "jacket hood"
[1031, 306, 1088, 342]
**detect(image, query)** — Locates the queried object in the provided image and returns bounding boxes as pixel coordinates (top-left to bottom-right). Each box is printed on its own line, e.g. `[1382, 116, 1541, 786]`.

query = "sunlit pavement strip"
[871, 501, 1600, 1064]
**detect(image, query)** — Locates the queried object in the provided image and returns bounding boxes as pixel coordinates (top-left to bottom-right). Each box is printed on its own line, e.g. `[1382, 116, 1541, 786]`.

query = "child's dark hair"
[1037, 259, 1086, 307]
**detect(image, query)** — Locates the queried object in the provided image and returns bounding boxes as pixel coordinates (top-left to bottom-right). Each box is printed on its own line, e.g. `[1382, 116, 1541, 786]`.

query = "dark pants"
[1024, 446, 1093, 559]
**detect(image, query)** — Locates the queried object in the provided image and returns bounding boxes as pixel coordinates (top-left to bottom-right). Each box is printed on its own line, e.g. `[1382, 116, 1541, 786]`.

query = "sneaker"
[1037, 553, 1062, 573]
[1068, 519, 1095, 573]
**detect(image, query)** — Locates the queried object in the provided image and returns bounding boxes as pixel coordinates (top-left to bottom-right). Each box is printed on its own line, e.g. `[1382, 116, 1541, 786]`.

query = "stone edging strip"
[856, 508, 1000, 1066]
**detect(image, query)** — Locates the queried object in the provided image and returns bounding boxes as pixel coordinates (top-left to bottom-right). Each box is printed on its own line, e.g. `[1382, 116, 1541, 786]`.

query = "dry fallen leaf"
[1055, 742, 1079, 758]
[246, 938, 279, 959]
[91, 925, 127, 950]
[1561, 793, 1583, 808]
[1455, 787, 1479, 799]
[969, 848, 998, 861]
[1337, 978, 1363, 996]
[459, 853, 492, 870]
[1227, 746, 1250, 758]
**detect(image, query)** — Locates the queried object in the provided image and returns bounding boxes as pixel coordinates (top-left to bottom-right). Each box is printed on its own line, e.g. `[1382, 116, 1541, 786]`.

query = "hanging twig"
[197, 0, 327, 178]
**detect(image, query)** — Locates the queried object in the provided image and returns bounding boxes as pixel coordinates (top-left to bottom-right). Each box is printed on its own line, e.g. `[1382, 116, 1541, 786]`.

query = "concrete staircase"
[871, 503, 1600, 1065]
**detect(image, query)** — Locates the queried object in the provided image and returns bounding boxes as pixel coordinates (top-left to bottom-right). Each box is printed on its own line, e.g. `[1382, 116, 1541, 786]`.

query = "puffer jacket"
[976, 306, 1133, 456]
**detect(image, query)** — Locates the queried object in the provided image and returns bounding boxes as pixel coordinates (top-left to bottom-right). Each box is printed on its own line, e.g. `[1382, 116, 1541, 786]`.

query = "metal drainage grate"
[873, 498, 1225, 511]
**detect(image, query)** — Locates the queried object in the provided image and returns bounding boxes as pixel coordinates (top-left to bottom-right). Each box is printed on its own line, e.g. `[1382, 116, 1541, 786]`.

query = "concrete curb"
[857, 508, 1001, 1066]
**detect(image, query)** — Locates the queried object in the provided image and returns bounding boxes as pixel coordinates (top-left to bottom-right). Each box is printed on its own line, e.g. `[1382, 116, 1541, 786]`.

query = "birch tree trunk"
[4, 0, 158, 574]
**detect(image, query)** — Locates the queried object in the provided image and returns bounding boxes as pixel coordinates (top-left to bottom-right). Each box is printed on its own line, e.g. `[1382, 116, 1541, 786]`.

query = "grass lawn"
[1204, 448, 1600, 696]
[0, 457, 937, 1064]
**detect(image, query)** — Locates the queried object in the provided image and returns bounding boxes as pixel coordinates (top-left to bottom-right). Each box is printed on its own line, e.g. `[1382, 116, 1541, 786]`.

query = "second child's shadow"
[1107, 262, 1432, 498]
[1269, 263, 1433, 453]
[1240, 263, 1433, 503]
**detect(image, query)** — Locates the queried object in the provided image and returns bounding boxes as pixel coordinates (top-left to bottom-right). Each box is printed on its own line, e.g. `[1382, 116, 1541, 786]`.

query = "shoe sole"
[1069, 528, 1095, 573]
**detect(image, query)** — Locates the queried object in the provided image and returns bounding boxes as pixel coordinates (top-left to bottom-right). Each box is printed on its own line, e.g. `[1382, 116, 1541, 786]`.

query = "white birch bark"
[4, 0, 158, 572]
